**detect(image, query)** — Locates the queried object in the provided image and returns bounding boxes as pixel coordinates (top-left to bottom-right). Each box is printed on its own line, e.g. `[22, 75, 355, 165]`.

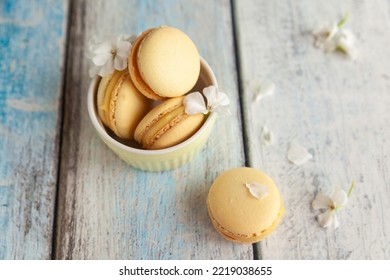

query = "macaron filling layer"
[208, 199, 284, 243]
[134, 96, 206, 150]
[134, 97, 184, 143]
[141, 106, 185, 149]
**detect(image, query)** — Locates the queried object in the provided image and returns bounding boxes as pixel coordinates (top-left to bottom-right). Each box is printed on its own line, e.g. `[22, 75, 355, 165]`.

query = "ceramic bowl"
[87, 57, 217, 171]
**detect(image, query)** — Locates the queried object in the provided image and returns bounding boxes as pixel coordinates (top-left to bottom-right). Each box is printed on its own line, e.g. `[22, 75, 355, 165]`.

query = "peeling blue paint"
[0, 0, 67, 259]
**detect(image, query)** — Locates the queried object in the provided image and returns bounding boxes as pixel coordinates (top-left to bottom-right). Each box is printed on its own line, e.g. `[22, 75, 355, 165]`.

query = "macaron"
[129, 26, 200, 100]
[207, 167, 284, 243]
[97, 70, 153, 140]
[134, 96, 205, 150]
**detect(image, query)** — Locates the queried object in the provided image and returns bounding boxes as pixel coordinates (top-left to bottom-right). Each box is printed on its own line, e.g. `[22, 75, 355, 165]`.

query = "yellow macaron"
[129, 26, 200, 100]
[97, 70, 153, 140]
[134, 96, 205, 150]
[207, 167, 284, 243]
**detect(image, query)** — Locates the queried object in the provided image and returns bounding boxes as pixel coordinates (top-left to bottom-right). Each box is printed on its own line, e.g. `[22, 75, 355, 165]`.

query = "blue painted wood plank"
[55, 0, 251, 259]
[0, 0, 68, 259]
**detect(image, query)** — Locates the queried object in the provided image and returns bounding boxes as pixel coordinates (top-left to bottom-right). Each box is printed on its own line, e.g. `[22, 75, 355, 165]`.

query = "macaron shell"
[134, 96, 184, 143]
[137, 26, 200, 98]
[97, 71, 123, 127]
[109, 72, 152, 140]
[149, 113, 205, 150]
[129, 28, 164, 100]
[208, 167, 283, 237]
[134, 96, 205, 150]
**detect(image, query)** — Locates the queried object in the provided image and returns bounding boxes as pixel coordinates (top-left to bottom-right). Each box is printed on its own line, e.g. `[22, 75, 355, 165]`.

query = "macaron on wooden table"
[1, 0, 390, 260]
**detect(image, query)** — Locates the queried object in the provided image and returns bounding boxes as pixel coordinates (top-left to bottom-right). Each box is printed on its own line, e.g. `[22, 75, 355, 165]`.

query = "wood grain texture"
[0, 0, 68, 259]
[55, 0, 250, 259]
[234, 0, 390, 259]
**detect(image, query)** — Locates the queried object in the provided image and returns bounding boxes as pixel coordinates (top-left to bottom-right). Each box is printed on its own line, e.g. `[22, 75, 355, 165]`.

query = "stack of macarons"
[96, 26, 206, 149]
[93, 27, 285, 243]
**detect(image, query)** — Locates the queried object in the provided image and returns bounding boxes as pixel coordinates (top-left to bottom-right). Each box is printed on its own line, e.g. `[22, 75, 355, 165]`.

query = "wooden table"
[1, 0, 389, 260]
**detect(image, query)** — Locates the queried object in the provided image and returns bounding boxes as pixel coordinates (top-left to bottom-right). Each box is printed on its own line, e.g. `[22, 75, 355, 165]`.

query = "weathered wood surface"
[235, 0, 390, 259]
[0, 0, 68, 259]
[54, 0, 250, 259]
[2, 0, 390, 260]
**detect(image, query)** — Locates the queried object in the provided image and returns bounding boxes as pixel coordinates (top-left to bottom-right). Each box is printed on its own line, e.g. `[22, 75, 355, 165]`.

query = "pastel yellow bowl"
[87, 57, 217, 172]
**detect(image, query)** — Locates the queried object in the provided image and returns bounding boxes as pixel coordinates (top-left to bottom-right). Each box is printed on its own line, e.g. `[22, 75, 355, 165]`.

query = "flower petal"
[183, 92, 208, 115]
[88, 64, 99, 78]
[340, 29, 355, 43]
[92, 52, 111, 66]
[326, 24, 339, 41]
[202, 85, 217, 103]
[116, 40, 131, 56]
[203, 86, 230, 107]
[312, 24, 333, 37]
[317, 209, 335, 228]
[260, 126, 274, 146]
[91, 41, 112, 55]
[202, 86, 230, 115]
[98, 59, 114, 77]
[336, 30, 357, 58]
[245, 182, 269, 200]
[87, 35, 136, 78]
[331, 214, 340, 230]
[114, 50, 130, 71]
[252, 80, 275, 102]
[312, 193, 332, 210]
[287, 142, 313, 165]
[323, 40, 337, 52]
[312, 24, 334, 49]
[330, 187, 348, 208]
[114, 55, 127, 71]
[312, 19, 357, 59]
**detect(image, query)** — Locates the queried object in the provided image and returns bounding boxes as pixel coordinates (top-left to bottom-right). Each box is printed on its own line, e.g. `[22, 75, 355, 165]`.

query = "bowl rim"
[87, 57, 217, 155]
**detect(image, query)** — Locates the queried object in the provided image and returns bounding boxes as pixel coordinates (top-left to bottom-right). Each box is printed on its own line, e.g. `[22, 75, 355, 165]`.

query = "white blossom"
[87, 35, 135, 77]
[312, 13, 357, 59]
[312, 181, 355, 230]
[312, 187, 348, 230]
[184, 86, 230, 115]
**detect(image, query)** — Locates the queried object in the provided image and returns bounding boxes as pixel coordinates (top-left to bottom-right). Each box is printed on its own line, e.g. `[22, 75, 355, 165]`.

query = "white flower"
[312, 13, 357, 59]
[245, 182, 269, 200]
[184, 86, 230, 115]
[87, 35, 135, 77]
[312, 181, 355, 230]
[312, 188, 348, 230]
[287, 142, 313, 165]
